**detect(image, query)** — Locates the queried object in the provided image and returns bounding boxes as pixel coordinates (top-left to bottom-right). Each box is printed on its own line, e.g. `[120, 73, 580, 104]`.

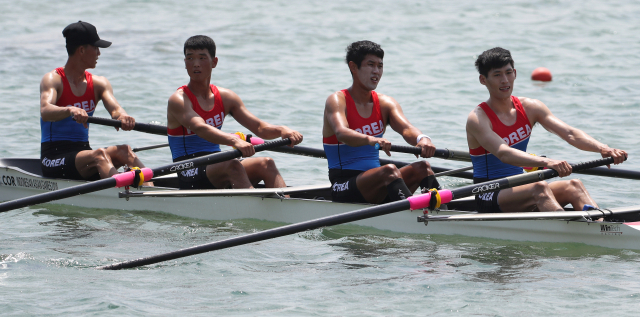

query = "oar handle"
[374, 144, 471, 162]
[572, 156, 619, 172]
[86, 117, 167, 136]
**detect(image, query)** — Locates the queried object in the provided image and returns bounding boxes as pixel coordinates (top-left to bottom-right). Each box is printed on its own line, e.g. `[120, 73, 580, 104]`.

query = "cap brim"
[94, 39, 112, 48]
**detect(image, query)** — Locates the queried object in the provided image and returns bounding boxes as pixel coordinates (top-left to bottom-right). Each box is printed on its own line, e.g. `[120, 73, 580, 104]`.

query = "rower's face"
[351, 54, 383, 90]
[480, 64, 516, 97]
[80, 45, 100, 69]
[184, 49, 218, 79]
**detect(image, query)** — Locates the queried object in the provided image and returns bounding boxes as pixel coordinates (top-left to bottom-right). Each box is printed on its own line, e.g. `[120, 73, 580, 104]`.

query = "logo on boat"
[472, 182, 500, 194]
[170, 162, 194, 172]
[600, 224, 622, 235]
[1, 175, 58, 191]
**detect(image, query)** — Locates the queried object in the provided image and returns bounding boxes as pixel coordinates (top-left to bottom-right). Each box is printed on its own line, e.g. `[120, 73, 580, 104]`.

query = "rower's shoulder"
[168, 88, 187, 108]
[517, 96, 548, 112]
[375, 92, 396, 105]
[325, 90, 347, 107]
[40, 69, 62, 87]
[88, 73, 109, 86]
[215, 86, 242, 105]
[466, 104, 490, 126]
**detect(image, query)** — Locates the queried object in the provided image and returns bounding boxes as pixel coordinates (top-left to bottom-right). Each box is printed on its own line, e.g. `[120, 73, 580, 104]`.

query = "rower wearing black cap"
[39, 21, 151, 183]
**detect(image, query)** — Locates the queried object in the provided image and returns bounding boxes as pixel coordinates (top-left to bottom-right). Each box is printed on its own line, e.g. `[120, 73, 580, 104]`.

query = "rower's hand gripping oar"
[132, 133, 262, 152]
[374, 143, 471, 162]
[413, 156, 623, 213]
[86, 117, 265, 151]
[83, 116, 168, 136]
[97, 156, 619, 270]
[0, 138, 290, 213]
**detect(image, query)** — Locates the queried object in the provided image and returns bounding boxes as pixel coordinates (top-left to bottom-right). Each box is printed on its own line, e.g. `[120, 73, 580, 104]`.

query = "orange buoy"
[531, 67, 552, 82]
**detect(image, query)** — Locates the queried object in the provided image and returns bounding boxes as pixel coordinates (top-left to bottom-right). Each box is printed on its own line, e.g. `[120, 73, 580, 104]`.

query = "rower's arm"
[223, 88, 302, 146]
[167, 91, 246, 149]
[384, 94, 435, 157]
[93, 75, 135, 131]
[466, 108, 567, 172]
[40, 71, 81, 123]
[524, 97, 627, 164]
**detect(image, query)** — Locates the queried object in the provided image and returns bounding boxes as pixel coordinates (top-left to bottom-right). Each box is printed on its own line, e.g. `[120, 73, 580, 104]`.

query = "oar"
[97, 156, 617, 270]
[0, 138, 291, 213]
[272, 145, 640, 181]
[132, 143, 170, 152]
[268, 145, 475, 179]
[375, 143, 471, 162]
[86, 117, 640, 180]
[85, 117, 167, 136]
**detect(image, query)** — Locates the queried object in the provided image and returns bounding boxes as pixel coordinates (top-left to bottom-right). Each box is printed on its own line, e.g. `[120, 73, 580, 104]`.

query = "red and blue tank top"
[41, 67, 96, 143]
[470, 96, 532, 180]
[168, 85, 226, 160]
[323, 89, 385, 171]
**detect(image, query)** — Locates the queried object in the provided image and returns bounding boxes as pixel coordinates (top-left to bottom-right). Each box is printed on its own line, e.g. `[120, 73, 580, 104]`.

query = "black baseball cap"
[62, 21, 112, 48]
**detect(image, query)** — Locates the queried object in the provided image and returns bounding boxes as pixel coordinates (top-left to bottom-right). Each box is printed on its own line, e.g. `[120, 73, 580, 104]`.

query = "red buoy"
[531, 67, 552, 82]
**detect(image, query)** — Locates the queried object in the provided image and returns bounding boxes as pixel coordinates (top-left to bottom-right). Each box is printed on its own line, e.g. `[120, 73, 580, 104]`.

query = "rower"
[322, 40, 439, 204]
[466, 47, 627, 213]
[166, 35, 303, 189]
[39, 21, 151, 184]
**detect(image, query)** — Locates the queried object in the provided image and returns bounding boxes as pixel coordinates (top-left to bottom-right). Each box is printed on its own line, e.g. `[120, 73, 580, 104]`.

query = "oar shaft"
[268, 145, 475, 179]
[133, 143, 170, 152]
[98, 199, 410, 270]
[434, 166, 473, 177]
[383, 145, 471, 162]
[97, 156, 618, 270]
[86, 117, 167, 136]
[571, 165, 640, 180]
[149, 138, 291, 178]
[408, 156, 618, 210]
[0, 138, 292, 213]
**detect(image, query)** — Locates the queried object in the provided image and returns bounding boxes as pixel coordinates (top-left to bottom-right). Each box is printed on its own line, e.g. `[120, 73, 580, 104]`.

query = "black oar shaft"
[268, 145, 475, 179]
[133, 143, 170, 152]
[98, 199, 410, 270]
[450, 156, 617, 200]
[384, 145, 472, 162]
[571, 165, 640, 180]
[87, 117, 167, 136]
[0, 139, 292, 213]
[98, 156, 617, 270]
[149, 138, 291, 178]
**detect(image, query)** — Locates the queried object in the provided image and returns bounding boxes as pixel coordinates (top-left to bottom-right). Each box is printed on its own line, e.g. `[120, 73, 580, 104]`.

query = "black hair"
[67, 44, 92, 56]
[66, 44, 82, 56]
[345, 40, 384, 69]
[184, 35, 216, 58]
[475, 47, 514, 77]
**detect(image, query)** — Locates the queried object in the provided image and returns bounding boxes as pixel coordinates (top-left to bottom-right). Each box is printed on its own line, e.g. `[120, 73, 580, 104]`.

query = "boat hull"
[2, 159, 640, 250]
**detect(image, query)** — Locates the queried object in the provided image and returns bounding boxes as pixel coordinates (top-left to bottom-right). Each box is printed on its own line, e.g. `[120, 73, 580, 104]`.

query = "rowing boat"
[2, 157, 640, 250]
